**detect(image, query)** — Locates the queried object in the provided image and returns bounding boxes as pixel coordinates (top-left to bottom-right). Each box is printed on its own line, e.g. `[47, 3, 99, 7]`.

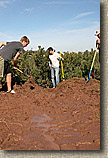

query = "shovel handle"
[90, 45, 98, 71]
[86, 45, 99, 83]
[12, 66, 30, 78]
[60, 52, 65, 81]
[13, 66, 23, 73]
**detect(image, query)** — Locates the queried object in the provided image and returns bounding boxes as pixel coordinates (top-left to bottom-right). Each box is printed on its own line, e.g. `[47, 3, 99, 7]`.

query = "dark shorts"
[4, 61, 11, 75]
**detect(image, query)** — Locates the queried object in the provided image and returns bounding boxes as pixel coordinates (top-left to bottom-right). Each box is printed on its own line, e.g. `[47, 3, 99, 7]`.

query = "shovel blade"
[86, 70, 91, 83]
[29, 75, 35, 84]
[86, 78, 90, 83]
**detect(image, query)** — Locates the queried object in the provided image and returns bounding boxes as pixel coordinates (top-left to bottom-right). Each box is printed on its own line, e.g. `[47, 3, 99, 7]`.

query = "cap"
[95, 30, 100, 36]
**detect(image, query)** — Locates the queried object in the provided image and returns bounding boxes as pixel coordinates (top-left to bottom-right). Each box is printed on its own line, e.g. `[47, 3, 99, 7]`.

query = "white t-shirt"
[49, 52, 61, 68]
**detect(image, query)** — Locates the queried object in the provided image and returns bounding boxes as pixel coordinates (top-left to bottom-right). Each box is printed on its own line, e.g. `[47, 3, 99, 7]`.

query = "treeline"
[2, 46, 100, 88]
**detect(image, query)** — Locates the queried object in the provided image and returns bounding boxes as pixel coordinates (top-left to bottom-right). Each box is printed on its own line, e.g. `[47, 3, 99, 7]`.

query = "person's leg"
[51, 67, 55, 88]
[0, 56, 4, 78]
[6, 73, 11, 91]
[55, 67, 59, 86]
[0, 56, 4, 89]
[4, 62, 15, 93]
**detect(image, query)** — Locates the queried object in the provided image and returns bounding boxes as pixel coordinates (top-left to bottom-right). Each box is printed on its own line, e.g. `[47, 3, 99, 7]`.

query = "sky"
[0, 0, 100, 52]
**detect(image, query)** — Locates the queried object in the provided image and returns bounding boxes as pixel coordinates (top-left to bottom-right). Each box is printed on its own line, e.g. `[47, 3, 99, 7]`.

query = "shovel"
[60, 52, 65, 81]
[12, 65, 35, 84]
[86, 45, 98, 83]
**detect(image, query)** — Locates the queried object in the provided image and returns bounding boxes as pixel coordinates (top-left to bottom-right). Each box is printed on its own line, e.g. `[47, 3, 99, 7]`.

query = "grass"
[92, 104, 99, 108]
[96, 113, 100, 119]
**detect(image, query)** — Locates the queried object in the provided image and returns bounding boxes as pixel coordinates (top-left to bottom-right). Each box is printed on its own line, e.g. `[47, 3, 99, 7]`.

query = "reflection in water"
[31, 113, 53, 133]
[22, 111, 82, 149]
[31, 113, 52, 123]
[22, 113, 60, 149]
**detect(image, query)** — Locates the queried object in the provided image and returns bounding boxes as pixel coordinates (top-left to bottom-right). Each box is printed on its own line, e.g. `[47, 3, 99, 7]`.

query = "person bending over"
[0, 36, 30, 93]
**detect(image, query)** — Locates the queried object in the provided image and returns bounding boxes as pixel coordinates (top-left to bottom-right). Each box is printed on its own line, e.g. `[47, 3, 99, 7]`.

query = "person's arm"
[49, 59, 52, 69]
[96, 39, 100, 47]
[0, 42, 7, 48]
[49, 61, 51, 67]
[14, 52, 20, 67]
[96, 39, 100, 45]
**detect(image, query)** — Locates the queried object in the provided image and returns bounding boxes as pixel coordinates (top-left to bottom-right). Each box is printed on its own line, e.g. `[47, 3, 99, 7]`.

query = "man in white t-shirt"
[47, 47, 63, 88]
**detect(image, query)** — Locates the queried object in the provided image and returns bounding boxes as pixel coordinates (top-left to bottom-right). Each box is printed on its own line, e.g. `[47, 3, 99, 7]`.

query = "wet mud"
[0, 78, 100, 150]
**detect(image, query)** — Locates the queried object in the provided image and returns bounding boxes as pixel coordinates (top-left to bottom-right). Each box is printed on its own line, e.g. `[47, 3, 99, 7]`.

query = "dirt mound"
[0, 78, 100, 150]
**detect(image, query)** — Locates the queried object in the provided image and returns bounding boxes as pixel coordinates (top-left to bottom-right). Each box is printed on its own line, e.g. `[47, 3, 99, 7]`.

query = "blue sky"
[0, 0, 100, 52]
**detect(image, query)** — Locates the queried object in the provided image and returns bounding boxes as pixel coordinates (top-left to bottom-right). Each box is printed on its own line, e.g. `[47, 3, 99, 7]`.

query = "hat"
[95, 30, 100, 36]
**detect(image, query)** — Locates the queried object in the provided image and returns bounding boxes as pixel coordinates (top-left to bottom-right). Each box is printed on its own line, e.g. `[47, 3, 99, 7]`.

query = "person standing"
[0, 36, 30, 93]
[95, 30, 100, 62]
[47, 47, 63, 88]
[90, 30, 100, 79]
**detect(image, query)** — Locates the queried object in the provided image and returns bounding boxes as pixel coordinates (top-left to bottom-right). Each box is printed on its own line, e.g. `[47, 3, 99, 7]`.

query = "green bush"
[1, 47, 100, 88]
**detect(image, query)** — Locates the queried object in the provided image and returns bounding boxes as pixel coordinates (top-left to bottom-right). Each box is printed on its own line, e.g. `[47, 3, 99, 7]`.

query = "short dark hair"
[47, 47, 53, 52]
[20, 36, 30, 43]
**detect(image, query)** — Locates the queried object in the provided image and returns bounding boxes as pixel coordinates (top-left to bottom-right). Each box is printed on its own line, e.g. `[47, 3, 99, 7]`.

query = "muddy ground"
[0, 78, 100, 150]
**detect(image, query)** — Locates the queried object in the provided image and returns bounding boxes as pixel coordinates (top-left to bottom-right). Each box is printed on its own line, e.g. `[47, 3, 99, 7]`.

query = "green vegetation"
[1, 46, 100, 88]
[96, 113, 100, 119]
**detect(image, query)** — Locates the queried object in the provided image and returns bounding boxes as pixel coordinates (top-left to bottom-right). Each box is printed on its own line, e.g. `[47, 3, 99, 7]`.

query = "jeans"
[51, 67, 59, 88]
